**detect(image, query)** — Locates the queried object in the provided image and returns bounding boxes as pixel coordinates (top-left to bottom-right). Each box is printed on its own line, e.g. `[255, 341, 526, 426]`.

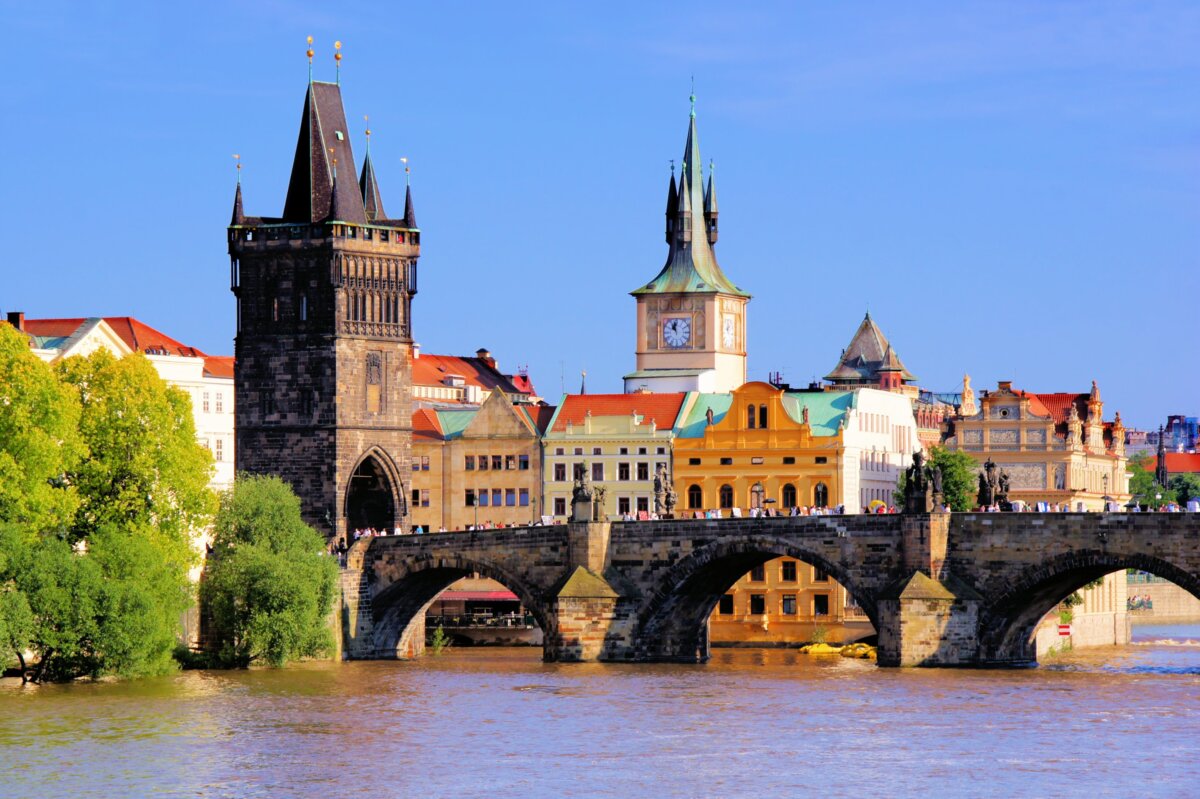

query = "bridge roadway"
[340, 512, 1200, 667]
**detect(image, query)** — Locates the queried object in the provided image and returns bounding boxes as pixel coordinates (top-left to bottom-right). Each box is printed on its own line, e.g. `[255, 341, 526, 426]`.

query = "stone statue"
[653, 464, 667, 515]
[931, 464, 943, 495]
[664, 481, 678, 517]
[802, 405, 810, 425]
[903, 451, 935, 513]
[706, 407, 715, 426]
[591, 484, 607, 522]
[570, 465, 594, 522]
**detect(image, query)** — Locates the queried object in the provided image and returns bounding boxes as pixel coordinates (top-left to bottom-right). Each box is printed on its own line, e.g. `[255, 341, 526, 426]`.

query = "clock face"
[663, 317, 691, 348]
[722, 314, 736, 348]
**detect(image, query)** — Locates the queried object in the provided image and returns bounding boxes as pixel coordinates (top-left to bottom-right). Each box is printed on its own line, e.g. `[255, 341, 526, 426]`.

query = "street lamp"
[1102, 474, 1110, 510]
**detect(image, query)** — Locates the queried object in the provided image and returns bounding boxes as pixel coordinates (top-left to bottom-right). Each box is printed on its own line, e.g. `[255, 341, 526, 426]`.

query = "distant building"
[943, 380, 1130, 510]
[624, 98, 750, 394]
[824, 313, 919, 399]
[411, 346, 539, 407]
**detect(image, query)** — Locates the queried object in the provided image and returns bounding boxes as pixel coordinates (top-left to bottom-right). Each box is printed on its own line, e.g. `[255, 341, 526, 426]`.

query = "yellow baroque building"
[943, 380, 1130, 510]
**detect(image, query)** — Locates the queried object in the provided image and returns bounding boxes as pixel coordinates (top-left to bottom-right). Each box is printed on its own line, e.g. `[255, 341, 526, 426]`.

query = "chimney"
[476, 347, 496, 369]
[997, 380, 1013, 392]
[6, 311, 25, 332]
[412, 342, 421, 360]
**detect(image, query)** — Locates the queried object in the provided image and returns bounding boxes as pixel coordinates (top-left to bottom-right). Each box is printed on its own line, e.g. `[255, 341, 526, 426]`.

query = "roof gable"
[825, 314, 916, 383]
[550, 393, 687, 433]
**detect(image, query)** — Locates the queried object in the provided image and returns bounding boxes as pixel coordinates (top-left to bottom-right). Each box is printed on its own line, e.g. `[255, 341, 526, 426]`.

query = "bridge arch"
[633, 534, 877, 662]
[979, 549, 1200, 665]
[368, 553, 555, 659]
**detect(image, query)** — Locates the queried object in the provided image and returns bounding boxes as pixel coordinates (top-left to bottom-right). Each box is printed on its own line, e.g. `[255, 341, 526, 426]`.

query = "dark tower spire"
[230, 181, 245, 226]
[282, 81, 367, 224]
[403, 174, 417, 229]
[664, 165, 677, 244]
[704, 159, 718, 244]
[1156, 425, 1169, 488]
[359, 151, 385, 222]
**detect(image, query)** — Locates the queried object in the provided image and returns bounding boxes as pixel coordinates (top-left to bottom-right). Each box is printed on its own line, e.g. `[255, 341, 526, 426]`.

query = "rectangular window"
[751, 456, 764, 465]
[505, 455, 516, 470]
[574, 447, 584, 456]
[465, 489, 476, 507]
[781, 595, 797, 615]
[554, 463, 566, 481]
[421, 489, 430, 507]
[718, 594, 734, 615]
[202, 392, 210, 413]
[781, 561, 796, 582]
[573, 463, 585, 480]
[813, 594, 830, 616]
[638, 447, 647, 455]
[720, 457, 733, 466]
[555, 447, 564, 456]
[412, 488, 420, 506]
[656, 447, 666, 455]
[749, 594, 766, 615]
[636, 463, 649, 481]
[783, 456, 795, 465]
[214, 439, 224, 462]
[813, 566, 829, 582]
[491, 488, 502, 507]
[215, 393, 223, 414]
[519, 488, 529, 507]
[554, 497, 566, 516]
[593, 447, 603, 456]
[815, 456, 827, 464]
[465, 455, 475, 470]
[636, 496, 649, 512]
[421, 456, 430, 471]
[492, 456, 503, 471]
[479, 490, 489, 507]
[750, 564, 765, 582]
[479, 456, 489, 471]
[688, 457, 701, 465]
[411, 459, 421, 473]
[618, 463, 630, 481]
[518, 454, 530, 470]
[505, 489, 516, 507]
[619, 447, 629, 455]
[592, 463, 604, 481]
[618, 497, 631, 515]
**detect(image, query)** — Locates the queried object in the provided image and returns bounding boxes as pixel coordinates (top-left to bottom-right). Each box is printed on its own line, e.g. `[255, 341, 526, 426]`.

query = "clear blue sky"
[4, 1, 1197, 428]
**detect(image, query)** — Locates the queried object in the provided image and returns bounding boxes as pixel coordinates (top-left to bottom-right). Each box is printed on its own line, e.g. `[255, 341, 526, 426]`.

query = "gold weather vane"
[334, 40, 342, 85]
[233, 153, 241, 184]
[306, 36, 314, 82]
[401, 156, 410, 186]
[364, 115, 371, 154]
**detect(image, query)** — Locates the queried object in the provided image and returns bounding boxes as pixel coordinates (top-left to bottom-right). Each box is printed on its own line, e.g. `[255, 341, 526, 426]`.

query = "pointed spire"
[231, 181, 245, 226]
[359, 125, 386, 222]
[325, 149, 346, 222]
[283, 81, 367, 224]
[704, 159, 719, 244]
[664, 165, 677, 244]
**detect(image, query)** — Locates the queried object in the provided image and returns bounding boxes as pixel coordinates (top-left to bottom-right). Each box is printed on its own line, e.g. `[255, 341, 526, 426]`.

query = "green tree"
[56, 349, 215, 545]
[202, 475, 339, 668]
[894, 446, 980, 512]
[0, 324, 84, 535]
[1169, 473, 1200, 505]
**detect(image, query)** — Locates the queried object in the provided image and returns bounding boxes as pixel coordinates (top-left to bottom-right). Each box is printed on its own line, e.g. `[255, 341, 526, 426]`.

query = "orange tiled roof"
[411, 353, 531, 397]
[1029, 392, 1087, 424]
[551, 393, 686, 433]
[522, 404, 557, 434]
[203, 356, 235, 379]
[1164, 453, 1200, 474]
[24, 316, 207, 358]
[412, 408, 444, 441]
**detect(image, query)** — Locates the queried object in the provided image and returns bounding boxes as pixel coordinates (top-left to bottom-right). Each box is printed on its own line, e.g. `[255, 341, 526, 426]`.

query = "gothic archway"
[345, 451, 401, 534]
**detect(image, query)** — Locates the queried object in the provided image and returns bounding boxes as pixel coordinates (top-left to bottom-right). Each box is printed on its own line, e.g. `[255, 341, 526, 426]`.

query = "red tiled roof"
[411, 353, 531, 398]
[1163, 453, 1200, 474]
[412, 408, 444, 441]
[1029, 392, 1087, 424]
[203, 356, 234, 379]
[551, 393, 686, 433]
[24, 316, 207, 358]
[521, 404, 557, 434]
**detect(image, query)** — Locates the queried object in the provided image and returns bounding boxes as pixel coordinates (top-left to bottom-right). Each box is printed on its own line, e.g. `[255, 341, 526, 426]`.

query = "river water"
[3, 625, 1199, 799]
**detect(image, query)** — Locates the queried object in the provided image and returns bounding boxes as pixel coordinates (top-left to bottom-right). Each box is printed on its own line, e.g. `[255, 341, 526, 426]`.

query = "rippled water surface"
[3, 627, 1199, 799]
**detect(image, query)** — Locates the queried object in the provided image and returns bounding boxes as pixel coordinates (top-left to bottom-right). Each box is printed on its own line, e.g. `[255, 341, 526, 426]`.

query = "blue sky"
[4, 1, 1197, 427]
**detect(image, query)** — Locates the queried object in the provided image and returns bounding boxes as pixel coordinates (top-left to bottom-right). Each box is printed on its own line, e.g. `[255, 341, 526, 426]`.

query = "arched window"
[758, 404, 768, 429]
[747, 405, 756, 429]
[814, 482, 829, 508]
[687, 484, 703, 509]
[719, 484, 734, 509]
[782, 483, 797, 508]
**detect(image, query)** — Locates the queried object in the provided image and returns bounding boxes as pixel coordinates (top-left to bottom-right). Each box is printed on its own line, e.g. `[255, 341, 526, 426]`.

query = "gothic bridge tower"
[228, 68, 420, 542]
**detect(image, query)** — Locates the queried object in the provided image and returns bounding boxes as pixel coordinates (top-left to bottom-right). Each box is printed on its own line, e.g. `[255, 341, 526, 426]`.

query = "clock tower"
[624, 96, 750, 394]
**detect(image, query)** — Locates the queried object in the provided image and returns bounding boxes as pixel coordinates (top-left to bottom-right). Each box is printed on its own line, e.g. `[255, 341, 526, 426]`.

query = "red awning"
[435, 590, 519, 602]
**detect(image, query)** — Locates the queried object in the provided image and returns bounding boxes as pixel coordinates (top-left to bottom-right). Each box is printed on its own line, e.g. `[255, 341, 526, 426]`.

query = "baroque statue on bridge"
[571, 466, 594, 523]
[903, 451, 942, 513]
[977, 458, 1012, 510]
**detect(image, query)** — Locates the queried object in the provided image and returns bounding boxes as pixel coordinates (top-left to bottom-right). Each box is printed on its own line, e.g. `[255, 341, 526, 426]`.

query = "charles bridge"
[340, 512, 1200, 667]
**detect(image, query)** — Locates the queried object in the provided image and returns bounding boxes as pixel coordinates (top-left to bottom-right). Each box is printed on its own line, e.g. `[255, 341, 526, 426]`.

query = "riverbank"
[1127, 578, 1200, 622]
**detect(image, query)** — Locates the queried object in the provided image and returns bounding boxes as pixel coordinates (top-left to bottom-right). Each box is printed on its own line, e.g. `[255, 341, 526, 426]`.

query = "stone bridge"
[340, 513, 1200, 667]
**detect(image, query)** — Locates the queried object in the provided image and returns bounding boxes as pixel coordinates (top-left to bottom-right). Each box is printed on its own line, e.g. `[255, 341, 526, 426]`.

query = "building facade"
[229, 74, 420, 542]
[542, 393, 687, 520]
[624, 99, 750, 394]
[943, 380, 1130, 510]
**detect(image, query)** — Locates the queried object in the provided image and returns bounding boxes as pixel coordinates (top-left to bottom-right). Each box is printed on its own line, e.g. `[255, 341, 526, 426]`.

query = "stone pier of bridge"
[339, 512, 1200, 668]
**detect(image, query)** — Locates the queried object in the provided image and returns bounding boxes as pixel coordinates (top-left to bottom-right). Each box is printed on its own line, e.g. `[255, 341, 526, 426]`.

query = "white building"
[839, 388, 921, 511]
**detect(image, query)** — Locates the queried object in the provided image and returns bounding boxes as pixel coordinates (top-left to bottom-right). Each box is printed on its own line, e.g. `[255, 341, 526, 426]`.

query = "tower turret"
[704, 160, 718, 244]
[664, 169, 677, 244]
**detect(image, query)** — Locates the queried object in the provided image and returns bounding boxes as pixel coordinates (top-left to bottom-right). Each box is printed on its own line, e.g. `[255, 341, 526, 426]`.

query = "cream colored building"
[943, 379, 1130, 510]
[542, 393, 688, 520]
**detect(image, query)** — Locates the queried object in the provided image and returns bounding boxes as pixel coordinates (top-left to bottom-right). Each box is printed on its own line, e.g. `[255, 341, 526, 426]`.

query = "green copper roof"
[434, 409, 477, 440]
[632, 108, 748, 298]
[780, 391, 855, 437]
[676, 393, 734, 438]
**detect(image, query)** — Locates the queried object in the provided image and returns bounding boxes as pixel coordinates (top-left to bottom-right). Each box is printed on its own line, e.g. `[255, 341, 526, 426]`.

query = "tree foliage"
[894, 446, 979, 511]
[202, 475, 338, 668]
[0, 338, 215, 682]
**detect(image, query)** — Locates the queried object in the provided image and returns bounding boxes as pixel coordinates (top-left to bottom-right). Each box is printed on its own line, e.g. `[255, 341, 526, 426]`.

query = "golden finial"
[233, 153, 241, 184]
[364, 114, 370, 138]
[401, 156, 410, 186]
[334, 40, 343, 84]
[306, 36, 315, 82]
[329, 146, 337, 178]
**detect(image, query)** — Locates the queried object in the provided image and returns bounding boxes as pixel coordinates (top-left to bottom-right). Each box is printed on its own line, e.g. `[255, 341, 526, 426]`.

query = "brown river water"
[2, 624, 1199, 799]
